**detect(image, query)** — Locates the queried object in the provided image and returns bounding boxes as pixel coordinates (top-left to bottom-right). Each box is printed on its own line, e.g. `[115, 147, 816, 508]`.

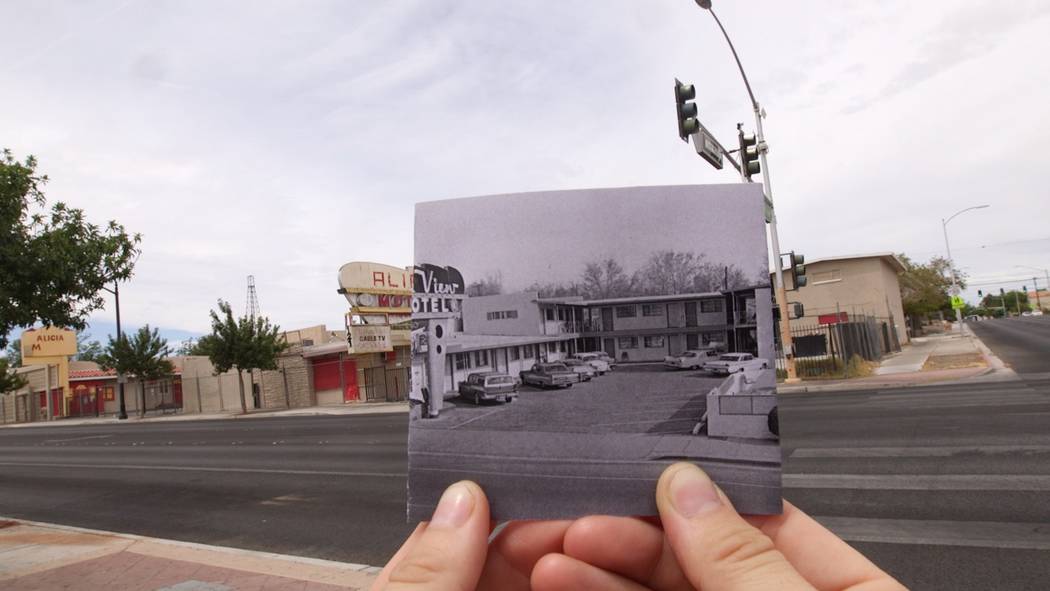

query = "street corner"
[0, 520, 380, 591]
[0, 521, 133, 582]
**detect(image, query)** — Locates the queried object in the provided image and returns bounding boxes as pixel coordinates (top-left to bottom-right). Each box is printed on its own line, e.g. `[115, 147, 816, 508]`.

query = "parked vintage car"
[562, 358, 597, 381]
[519, 363, 576, 388]
[576, 351, 616, 370]
[572, 352, 611, 374]
[663, 349, 720, 370]
[705, 353, 770, 376]
[457, 372, 519, 404]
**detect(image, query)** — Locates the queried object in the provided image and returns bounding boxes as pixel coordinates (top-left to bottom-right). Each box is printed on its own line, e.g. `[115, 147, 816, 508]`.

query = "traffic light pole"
[700, 2, 799, 381]
[753, 105, 798, 382]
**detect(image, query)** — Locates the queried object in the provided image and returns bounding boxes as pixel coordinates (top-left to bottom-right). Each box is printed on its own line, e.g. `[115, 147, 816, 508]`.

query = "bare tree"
[467, 272, 504, 297]
[639, 251, 703, 295]
[581, 258, 634, 299]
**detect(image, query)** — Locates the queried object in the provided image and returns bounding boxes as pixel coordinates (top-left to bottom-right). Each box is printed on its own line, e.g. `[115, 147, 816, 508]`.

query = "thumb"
[381, 481, 490, 590]
[656, 463, 813, 591]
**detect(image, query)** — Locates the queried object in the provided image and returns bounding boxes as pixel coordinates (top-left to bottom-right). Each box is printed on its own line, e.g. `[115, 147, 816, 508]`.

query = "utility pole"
[941, 205, 990, 330]
[693, 0, 799, 381]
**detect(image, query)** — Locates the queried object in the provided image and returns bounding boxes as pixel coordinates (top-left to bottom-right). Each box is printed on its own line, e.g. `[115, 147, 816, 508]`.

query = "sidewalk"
[0, 402, 408, 429]
[0, 518, 380, 590]
[779, 330, 1016, 393]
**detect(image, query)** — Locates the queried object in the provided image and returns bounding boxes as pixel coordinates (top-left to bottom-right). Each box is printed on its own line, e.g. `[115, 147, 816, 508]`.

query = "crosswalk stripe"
[790, 445, 1050, 458]
[814, 516, 1050, 550]
[783, 473, 1050, 491]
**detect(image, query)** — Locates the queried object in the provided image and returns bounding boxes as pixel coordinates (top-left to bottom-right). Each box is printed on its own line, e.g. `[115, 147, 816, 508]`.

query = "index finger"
[563, 501, 900, 591]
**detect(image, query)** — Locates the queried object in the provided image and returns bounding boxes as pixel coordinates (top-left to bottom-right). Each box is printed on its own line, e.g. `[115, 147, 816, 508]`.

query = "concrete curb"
[776, 366, 1003, 394]
[0, 516, 382, 586]
[0, 403, 408, 429]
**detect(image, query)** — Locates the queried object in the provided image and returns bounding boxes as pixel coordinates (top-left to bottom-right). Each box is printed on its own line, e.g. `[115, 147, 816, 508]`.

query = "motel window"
[702, 331, 723, 345]
[700, 299, 723, 313]
[615, 305, 636, 318]
[474, 350, 489, 367]
[510, 347, 520, 361]
[545, 309, 555, 321]
[507, 310, 518, 318]
[618, 337, 638, 349]
[644, 336, 665, 348]
[455, 354, 469, 371]
[559, 341, 567, 352]
[487, 310, 520, 321]
[548, 342, 557, 353]
[642, 304, 663, 317]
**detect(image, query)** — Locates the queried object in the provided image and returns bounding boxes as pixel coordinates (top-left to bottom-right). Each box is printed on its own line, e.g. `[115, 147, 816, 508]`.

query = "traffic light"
[788, 252, 806, 290]
[675, 79, 699, 142]
[738, 129, 760, 181]
[978, 289, 983, 297]
[792, 302, 805, 319]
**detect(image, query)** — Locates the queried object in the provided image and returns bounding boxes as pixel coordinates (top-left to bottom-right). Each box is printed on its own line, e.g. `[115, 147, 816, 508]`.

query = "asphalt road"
[968, 315, 1050, 376]
[0, 415, 413, 566]
[2, 358, 1049, 589]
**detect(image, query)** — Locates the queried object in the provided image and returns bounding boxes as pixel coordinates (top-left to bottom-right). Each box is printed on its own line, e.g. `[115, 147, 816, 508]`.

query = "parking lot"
[426, 364, 727, 436]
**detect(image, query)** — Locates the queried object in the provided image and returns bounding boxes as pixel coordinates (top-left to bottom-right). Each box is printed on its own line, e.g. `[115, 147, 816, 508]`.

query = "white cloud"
[2, 0, 1047, 338]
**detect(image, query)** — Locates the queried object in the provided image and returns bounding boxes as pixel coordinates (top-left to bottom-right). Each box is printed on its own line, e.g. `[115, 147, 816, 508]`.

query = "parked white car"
[663, 349, 720, 370]
[706, 353, 770, 376]
[562, 359, 598, 381]
[575, 351, 615, 371]
[573, 352, 611, 374]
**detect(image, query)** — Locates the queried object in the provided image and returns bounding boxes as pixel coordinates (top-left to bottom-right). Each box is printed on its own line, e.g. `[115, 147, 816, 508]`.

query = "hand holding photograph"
[408, 184, 781, 520]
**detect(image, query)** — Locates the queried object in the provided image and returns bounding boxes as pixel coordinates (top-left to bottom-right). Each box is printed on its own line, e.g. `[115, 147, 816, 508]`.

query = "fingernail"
[430, 481, 475, 528]
[669, 464, 722, 518]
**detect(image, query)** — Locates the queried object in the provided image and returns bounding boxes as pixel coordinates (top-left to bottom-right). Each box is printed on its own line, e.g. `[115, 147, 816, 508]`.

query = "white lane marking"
[0, 462, 404, 478]
[815, 516, 1050, 550]
[783, 473, 1050, 491]
[447, 407, 506, 430]
[791, 445, 1050, 458]
[42, 434, 113, 443]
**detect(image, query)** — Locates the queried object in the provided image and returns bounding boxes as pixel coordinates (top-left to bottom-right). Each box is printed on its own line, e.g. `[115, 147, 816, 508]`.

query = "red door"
[342, 359, 358, 402]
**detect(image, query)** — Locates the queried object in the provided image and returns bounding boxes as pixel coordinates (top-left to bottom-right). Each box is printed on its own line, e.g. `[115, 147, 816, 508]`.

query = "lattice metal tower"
[246, 275, 261, 319]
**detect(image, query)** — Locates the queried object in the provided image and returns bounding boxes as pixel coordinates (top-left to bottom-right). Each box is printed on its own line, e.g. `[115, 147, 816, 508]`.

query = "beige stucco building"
[778, 253, 909, 344]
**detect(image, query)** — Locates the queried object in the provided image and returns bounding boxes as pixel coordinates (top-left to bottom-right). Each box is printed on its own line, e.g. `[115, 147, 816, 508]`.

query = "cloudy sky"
[416, 184, 769, 291]
[3, 0, 1048, 342]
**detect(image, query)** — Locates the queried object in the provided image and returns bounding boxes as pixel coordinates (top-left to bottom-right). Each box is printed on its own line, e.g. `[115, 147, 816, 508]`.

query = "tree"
[0, 358, 26, 394]
[899, 254, 964, 323]
[0, 149, 140, 348]
[97, 325, 174, 417]
[983, 290, 1029, 315]
[5, 339, 21, 368]
[466, 272, 504, 297]
[174, 338, 207, 356]
[196, 300, 288, 414]
[581, 258, 634, 299]
[76, 333, 105, 363]
[638, 251, 704, 295]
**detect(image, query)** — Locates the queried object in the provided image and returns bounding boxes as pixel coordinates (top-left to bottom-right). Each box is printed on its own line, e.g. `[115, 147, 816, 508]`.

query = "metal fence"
[777, 315, 901, 378]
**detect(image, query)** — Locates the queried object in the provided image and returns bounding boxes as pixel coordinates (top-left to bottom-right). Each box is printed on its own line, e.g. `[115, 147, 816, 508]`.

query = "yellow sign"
[338, 262, 413, 295]
[950, 295, 965, 310]
[349, 325, 393, 354]
[21, 327, 77, 358]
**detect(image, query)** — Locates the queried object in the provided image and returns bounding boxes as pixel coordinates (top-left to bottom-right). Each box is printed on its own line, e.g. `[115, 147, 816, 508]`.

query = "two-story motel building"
[433, 288, 766, 395]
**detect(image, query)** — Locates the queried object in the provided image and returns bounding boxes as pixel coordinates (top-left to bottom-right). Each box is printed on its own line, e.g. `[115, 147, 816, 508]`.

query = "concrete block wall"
[259, 353, 313, 409]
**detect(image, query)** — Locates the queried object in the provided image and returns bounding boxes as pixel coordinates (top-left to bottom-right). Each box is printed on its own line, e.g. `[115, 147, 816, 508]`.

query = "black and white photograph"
[409, 184, 781, 520]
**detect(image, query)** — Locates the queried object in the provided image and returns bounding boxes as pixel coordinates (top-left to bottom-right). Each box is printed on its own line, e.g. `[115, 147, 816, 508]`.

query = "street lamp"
[692, 0, 800, 381]
[1015, 265, 1049, 311]
[942, 205, 989, 328]
[99, 281, 129, 420]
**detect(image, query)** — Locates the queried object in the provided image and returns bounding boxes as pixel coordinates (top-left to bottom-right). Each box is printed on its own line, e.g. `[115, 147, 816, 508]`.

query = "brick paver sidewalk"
[0, 519, 380, 590]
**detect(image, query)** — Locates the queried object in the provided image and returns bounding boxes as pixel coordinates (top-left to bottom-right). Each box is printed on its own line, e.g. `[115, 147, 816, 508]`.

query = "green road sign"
[951, 295, 965, 309]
